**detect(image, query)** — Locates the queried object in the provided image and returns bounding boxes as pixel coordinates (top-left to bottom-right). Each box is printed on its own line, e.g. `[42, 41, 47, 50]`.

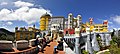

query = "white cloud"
[14, 1, 34, 7]
[7, 22, 13, 25]
[0, 7, 52, 24]
[112, 15, 120, 24]
[0, 0, 52, 31]
[0, 2, 8, 5]
[108, 21, 113, 24]
[0, 0, 52, 24]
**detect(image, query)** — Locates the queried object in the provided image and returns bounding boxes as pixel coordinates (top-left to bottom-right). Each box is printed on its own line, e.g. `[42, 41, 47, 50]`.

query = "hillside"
[0, 28, 14, 35]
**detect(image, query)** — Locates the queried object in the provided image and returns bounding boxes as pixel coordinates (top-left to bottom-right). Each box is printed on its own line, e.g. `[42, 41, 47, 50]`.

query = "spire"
[33, 24, 35, 28]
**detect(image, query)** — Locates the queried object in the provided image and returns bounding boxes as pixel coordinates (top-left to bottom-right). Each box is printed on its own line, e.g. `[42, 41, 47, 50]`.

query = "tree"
[6, 35, 15, 41]
[0, 34, 7, 40]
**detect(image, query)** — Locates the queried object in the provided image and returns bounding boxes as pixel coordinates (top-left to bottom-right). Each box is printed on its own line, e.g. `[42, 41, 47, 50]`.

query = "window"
[20, 33, 23, 39]
[66, 31, 68, 34]
[94, 26, 98, 28]
[25, 33, 29, 40]
[95, 29, 98, 31]
[30, 34, 33, 39]
[100, 29, 103, 31]
[53, 26, 55, 28]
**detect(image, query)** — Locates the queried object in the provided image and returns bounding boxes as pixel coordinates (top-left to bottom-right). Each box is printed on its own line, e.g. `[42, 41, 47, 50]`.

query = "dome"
[41, 12, 50, 17]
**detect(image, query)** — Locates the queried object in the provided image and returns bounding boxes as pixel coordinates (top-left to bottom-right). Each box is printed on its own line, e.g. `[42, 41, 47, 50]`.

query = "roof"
[64, 28, 75, 34]
[51, 16, 64, 18]
[41, 12, 51, 17]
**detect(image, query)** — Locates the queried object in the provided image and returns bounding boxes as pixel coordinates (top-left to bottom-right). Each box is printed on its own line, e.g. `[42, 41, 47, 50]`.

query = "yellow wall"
[15, 31, 35, 40]
[40, 17, 46, 31]
[84, 22, 108, 32]
[46, 18, 49, 30]
[94, 24, 108, 32]
[40, 16, 51, 31]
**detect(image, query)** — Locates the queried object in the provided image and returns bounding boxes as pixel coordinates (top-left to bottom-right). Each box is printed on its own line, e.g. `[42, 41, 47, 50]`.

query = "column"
[85, 35, 88, 51]
[75, 28, 81, 54]
[105, 33, 111, 46]
[92, 33, 100, 51]
[99, 33, 105, 47]
[86, 34, 93, 54]
[75, 36, 81, 54]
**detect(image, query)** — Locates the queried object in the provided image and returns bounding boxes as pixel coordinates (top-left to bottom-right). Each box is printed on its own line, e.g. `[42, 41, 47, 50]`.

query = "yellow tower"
[40, 13, 51, 31]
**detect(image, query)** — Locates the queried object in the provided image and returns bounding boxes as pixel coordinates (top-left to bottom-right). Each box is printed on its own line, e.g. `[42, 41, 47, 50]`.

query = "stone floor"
[38, 41, 65, 54]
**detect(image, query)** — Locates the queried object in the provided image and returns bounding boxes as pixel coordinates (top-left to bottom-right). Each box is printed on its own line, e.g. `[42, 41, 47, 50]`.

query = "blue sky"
[0, 0, 120, 31]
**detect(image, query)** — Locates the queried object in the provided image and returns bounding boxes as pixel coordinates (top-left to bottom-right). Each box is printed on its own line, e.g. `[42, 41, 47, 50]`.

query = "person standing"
[35, 35, 39, 53]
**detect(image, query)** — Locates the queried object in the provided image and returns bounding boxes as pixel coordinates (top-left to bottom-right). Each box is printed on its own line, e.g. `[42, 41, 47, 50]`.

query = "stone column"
[99, 33, 105, 47]
[75, 36, 81, 54]
[105, 33, 111, 46]
[75, 28, 81, 54]
[86, 33, 93, 54]
[92, 33, 100, 51]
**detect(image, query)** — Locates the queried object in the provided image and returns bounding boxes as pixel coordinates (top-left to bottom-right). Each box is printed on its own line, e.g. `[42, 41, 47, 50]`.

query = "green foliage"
[111, 35, 120, 48]
[93, 51, 98, 54]
[0, 34, 15, 41]
[6, 35, 15, 41]
[109, 43, 120, 54]
[108, 34, 120, 54]
[82, 50, 89, 54]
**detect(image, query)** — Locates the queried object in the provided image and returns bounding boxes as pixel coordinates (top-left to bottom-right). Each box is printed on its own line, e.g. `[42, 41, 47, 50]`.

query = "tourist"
[39, 32, 42, 38]
[35, 35, 40, 46]
[40, 37, 46, 53]
[57, 38, 63, 50]
[43, 32, 46, 37]
[35, 35, 40, 53]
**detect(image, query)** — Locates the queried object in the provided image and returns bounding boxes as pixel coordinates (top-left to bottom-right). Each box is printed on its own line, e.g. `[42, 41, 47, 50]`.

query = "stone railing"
[2, 46, 38, 54]
[16, 40, 29, 50]
[63, 40, 75, 54]
[0, 40, 13, 50]
[29, 39, 36, 46]
[0, 39, 41, 54]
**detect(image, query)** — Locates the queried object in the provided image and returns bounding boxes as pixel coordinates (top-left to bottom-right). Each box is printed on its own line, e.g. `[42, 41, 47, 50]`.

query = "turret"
[15, 27, 18, 31]
[89, 18, 93, 25]
[77, 15, 82, 27]
[33, 24, 35, 28]
[68, 13, 73, 29]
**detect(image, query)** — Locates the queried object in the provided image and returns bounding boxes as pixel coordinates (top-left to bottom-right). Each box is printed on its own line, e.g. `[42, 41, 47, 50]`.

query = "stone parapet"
[16, 40, 29, 50]
[29, 39, 36, 46]
[0, 40, 13, 50]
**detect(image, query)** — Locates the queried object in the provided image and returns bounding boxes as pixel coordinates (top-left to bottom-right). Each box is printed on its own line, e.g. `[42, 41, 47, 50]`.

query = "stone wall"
[0, 40, 13, 50]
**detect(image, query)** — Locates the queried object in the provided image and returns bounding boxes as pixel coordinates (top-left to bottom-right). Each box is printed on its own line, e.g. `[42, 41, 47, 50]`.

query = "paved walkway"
[38, 41, 65, 54]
